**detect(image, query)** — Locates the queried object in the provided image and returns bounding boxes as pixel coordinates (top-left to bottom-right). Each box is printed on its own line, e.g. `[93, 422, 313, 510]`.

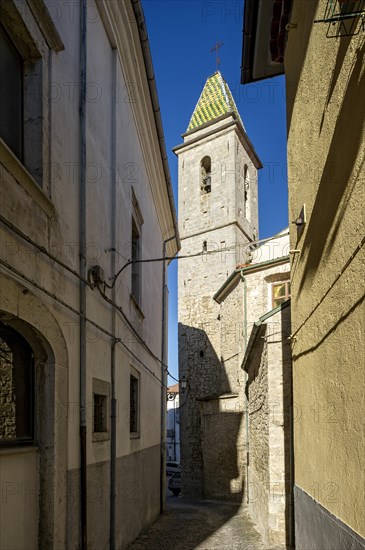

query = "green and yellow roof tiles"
[187, 71, 244, 132]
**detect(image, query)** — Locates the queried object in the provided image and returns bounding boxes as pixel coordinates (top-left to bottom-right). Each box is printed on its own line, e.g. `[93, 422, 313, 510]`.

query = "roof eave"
[131, 0, 180, 252]
[174, 116, 263, 170]
[242, 298, 291, 372]
[240, 0, 287, 85]
[213, 255, 290, 304]
[182, 112, 236, 139]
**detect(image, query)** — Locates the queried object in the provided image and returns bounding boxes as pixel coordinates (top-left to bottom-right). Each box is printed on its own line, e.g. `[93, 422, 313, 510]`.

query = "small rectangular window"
[272, 281, 291, 308]
[93, 394, 107, 433]
[130, 373, 139, 436]
[92, 378, 110, 442]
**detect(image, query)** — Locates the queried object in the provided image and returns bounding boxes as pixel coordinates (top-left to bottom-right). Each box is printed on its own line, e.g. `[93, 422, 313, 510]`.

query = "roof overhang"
[213, 255, 290, 304]
[242, 298, 291, 372]
[173, 115, 263, 170]
[241, 0, 292, 84]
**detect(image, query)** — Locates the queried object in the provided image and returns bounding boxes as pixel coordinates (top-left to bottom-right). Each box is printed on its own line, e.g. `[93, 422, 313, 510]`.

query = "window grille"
[314, 0, 365, 37]
[0, 322, 34, 445]
[130, 374, 139, 434]
[93, 394, 107, 433]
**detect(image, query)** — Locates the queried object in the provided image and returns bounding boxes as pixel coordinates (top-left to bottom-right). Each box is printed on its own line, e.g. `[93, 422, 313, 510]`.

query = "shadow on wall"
[281, 306, 294, 550]
[244, 305, 294, 549]
[286, 0, 319, 127]
[297, 39, 365, 293]
[178, 323, 244, 504]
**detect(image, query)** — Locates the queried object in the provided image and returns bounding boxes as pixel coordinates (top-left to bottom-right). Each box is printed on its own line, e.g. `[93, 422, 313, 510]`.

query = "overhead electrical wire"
[0, 257, 166, 388]
[0, 215, 289, 385]
[109, 231, 290, 288]
[289, 234, 365, 341]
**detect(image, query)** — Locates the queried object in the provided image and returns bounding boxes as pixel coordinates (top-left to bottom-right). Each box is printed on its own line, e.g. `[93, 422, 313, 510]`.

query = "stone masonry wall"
[248, 333, 270, 492]
[178, 120, 258, 499]
[246, 307, 292, 547]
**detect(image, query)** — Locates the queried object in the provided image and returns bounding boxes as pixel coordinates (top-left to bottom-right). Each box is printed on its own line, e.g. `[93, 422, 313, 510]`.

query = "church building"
[174, 71, 262, 500]
[175, 71, 293, 547]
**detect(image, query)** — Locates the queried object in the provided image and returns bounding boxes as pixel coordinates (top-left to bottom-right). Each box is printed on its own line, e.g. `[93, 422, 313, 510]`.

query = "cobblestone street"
[127, 493, 282, 550]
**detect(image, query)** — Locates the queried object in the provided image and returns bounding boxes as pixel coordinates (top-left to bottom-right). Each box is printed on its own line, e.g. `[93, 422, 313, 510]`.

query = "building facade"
[242, 1, 365, 548]
[0, 1, 178, 549]
[214, 230, 293, 547]
[175, 71, 262, 500]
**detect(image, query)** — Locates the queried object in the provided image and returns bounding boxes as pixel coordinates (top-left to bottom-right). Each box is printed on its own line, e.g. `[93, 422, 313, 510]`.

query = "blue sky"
[143, 0, 288, 383]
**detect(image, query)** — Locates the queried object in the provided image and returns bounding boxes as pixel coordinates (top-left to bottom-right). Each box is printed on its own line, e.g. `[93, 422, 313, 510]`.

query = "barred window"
[93, 394, 107, 433]
[0, 322, 34, 445]
[131, 219, 141, 304]
[130, 373, 139, 435]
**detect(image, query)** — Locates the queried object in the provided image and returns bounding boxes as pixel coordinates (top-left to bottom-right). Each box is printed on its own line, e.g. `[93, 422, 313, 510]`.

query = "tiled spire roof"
[187, 71, 244, 132]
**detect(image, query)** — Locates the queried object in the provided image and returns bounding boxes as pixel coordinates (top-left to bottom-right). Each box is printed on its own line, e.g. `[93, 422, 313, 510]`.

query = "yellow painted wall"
[285, 0, 365, 536]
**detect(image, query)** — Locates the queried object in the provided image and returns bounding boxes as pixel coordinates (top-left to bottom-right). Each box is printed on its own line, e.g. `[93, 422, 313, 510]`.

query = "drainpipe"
[173, 401, 176, 461]
[289, 327, 295, 549]
[160, 235, 175, 513]
[241, 273, 250, 504]
[110, 48, 117, 550]
[110, 340, 117, 550]
[79, 0, 87, 548]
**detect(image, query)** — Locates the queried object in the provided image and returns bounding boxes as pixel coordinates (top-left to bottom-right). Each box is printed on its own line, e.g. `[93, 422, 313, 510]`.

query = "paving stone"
[127, 495, 283, 550]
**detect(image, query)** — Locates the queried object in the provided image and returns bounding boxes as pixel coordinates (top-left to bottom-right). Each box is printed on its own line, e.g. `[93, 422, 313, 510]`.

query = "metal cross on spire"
[210, 41, 224, 71]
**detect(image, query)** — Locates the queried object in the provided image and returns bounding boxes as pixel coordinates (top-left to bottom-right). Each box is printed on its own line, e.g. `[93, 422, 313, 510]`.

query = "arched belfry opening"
[201, 156, 212, 194]
[244, 164, 250, 221]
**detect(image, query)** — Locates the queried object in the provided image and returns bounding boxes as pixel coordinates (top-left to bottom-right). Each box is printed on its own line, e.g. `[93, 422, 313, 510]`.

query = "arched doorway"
[0, 275, 69, 549]
[0, 322, 38, 549]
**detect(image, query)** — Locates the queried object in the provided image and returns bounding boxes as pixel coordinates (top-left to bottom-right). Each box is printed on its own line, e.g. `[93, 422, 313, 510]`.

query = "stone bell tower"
[174, 71, 262, 499]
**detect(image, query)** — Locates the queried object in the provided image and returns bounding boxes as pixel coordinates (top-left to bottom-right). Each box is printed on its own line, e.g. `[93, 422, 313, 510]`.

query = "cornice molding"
[174, 118, 262, 170]
[95, 1, 178, 254]
[26, 0, 64, 51]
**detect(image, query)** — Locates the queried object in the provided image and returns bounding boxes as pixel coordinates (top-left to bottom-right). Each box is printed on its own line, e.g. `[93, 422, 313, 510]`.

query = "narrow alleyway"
[127, 493, 282, 550]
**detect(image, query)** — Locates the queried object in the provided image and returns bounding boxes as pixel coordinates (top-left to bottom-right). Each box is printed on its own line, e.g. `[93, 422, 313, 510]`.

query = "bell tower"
[175, 71, 262, 498]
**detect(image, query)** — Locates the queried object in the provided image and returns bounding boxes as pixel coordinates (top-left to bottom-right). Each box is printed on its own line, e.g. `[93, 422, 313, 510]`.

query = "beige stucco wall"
[0, 448, 39, 550]
[285, 0, 365, 537]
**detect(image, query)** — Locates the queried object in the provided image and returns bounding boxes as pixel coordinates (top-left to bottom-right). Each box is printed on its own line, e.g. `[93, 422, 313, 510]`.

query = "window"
[244, 164, 250, 218]
[131, 218, 141, 303]
[130, 189, 144, 308]
[0, 322, 34, 445]
[93, 394, 107, 433]
[272, 281, 291, 308]
[0, 6, 44, 187]
[201, 156, 211, 194]
[92, 378, 110, 442]
[0, 24, 23, 160]
[0, 1, 63, 190]
[130, 372, 139, 436]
